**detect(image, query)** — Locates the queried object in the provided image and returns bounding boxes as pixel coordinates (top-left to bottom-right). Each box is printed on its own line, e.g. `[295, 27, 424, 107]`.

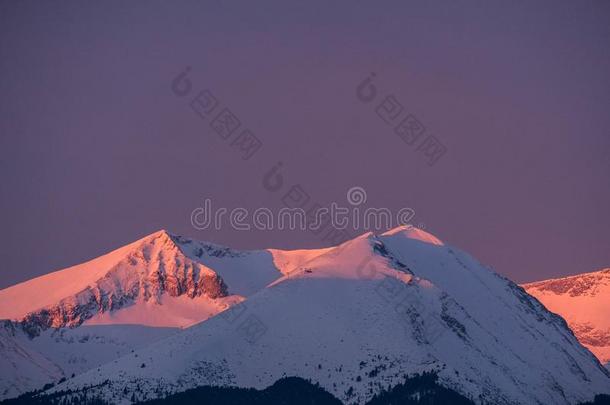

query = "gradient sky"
[1, 1, 609, 289]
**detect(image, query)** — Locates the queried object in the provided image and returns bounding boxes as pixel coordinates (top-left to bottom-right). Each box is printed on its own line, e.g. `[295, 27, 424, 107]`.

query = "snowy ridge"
[45, 227, 610, 405]
[0, 230, 281, 332]
[523, 268, 610, 367]
[0, 231, 227, 330]
[0, 229, 338, 399]
[0, 321, 63, 400]
[0, 320, 176, 399]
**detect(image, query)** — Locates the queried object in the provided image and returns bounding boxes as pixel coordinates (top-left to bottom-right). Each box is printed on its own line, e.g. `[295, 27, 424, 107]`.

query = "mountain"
[0, 321, 175, 400]
[522, 269, 610, 368]
[0, 321, 63, 400]
[0, 230, 259, 331]
[35, 226, 609, 405]
[0, 230, 321, 399]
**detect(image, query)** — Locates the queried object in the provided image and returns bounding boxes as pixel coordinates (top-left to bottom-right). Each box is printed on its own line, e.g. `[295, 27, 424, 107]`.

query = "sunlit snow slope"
[0, 229, 325, 398]
[48, 226, 610, 405]
[523, 269, 610, 368]
[0, 229, 326, 329]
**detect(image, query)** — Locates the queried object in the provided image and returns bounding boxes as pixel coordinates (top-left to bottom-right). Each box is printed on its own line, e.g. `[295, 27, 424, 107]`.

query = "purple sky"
[1, 1, 609, 289]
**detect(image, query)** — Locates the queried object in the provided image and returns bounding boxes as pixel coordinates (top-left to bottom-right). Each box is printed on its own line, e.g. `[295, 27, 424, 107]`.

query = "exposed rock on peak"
[3, 230, 230, 333]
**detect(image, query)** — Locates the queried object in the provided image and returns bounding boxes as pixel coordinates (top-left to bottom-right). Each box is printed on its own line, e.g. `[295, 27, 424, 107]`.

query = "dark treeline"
[3, 373, 610, 405]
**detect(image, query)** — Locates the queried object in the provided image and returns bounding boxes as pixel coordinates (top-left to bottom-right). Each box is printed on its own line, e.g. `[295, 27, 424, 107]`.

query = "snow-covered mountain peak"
[3, 228, 610, 404]
[145, 228, 173, 240]
[523, 268, 610, 367]
[47, 228, 610, 405]
[381, 225, 444, 246]
[267, 230, 415, 284]
[523, 268, 610, 298]
[0, 230, 257, 331]
[0, 229, 345, 332]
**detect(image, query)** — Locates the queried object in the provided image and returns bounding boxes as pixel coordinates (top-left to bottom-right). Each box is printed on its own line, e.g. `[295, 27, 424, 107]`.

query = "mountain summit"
[523, 268, 610, 368]
[25, 227, 608, 405]
[0, 229, 320, 398]
[0, 230, 234, 331]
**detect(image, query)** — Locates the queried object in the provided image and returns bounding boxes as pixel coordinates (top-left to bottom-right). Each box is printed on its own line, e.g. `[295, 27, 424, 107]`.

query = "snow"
[0, 322, 176, 399]
[0, 229, 352, 398]
[0, 229, 287, 399]
[0, 323, 63, 399]
[84, 294, 244, 328]
[268, 247, 335, 275]
[2, 226, 608, 403]
[523, 268, 610, 366]
[381, 225, 444, 246]
[47, 227, 610, 405]
[0, 230, 286, 326]
[0, 234, 145, 320]
[174, 238, 282, 297]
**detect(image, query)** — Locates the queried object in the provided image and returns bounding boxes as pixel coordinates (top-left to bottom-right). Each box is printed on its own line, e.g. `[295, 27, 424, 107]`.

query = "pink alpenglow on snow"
[523, 268, 610, 367]
[23, 226, 610, 405]
[1, 227, 609, 404]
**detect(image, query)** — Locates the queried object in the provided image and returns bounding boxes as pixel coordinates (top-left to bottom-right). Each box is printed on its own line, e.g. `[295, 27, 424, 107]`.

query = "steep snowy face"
[0, 320, 175, 400]
[0, 230, 331, 332]
[0, 231, 232, 332]
[0, 321, 63, 400]
[50, 227, 610, 405]
[523, 269, 610, 367]
[0, 230, 338, 399]
[0, 230, 305, 333]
